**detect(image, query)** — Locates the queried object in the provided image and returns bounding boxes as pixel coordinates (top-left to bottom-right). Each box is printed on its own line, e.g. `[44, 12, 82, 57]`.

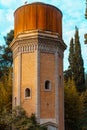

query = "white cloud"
[6, 9, 14, 23]
[0, 9, 4, 23]
[0, 0, 15, 7]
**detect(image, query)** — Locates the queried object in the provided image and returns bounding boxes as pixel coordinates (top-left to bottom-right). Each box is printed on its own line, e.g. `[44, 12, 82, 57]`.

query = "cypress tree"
[64, 38, 74, 82]
[68, 38, 74, 74]
[68, 38, 74, 67]
[68, 27, 85, 92]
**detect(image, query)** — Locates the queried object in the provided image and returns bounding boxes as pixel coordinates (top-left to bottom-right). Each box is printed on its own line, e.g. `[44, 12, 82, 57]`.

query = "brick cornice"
[10, 30, 66, 58]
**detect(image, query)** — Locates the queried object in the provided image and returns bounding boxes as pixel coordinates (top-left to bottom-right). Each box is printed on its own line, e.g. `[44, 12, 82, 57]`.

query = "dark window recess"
[45, 80, 51, 90]
[25, 88, 30, 97]
[15, 97, 17, 105]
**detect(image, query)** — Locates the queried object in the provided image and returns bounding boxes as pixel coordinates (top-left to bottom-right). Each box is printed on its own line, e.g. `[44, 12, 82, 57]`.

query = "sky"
[0, 0, 87, 72]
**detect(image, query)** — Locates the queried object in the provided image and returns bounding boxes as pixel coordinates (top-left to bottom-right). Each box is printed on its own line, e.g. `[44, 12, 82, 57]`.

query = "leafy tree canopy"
[0, 30, 14, 78]
[0, 106, 47, 130]
[64, 79, 83, 130]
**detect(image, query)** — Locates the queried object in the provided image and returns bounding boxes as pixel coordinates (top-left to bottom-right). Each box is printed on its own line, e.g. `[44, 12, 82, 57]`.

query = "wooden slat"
[14, 3, 62, 38]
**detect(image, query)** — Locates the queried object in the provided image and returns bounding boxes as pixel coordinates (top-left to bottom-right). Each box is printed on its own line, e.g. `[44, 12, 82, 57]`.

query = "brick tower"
[10, 2, 66, 130]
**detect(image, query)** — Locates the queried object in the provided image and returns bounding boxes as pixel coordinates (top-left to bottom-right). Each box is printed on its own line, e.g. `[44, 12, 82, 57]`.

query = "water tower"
[10, 2, 66, 130]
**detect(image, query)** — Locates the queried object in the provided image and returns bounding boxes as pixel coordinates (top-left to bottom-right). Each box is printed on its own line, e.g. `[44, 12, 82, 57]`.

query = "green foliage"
[0, 108, 12, 130]
[4, 30, 14, 46]
[68, 38, 74, 71]
[85, 6, 87, 19]
[12, 106, 47, 130]
[0, 67, 12, 113]
[79, 90, 87, 129]
[64, 79, 84, 130]
[84, 34, 87, 44]
[0, 30, 13, 129]
[85, 73, 87, 87]
[64, 68, 72, 82]
[68, 27, 85, 92]
[0, 30, 14, 78]
[0, 106, 47, 130]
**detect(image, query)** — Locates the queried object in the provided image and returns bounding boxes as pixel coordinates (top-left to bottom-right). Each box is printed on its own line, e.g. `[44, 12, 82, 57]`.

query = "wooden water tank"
[14, 2, 62, 37]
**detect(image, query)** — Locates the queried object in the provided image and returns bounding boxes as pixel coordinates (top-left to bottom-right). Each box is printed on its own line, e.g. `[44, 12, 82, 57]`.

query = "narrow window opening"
[25, 88, 30, 98]
[15, 97, 17, 106]
[45, 80, 51, 90]
[59, 75, 61, 86]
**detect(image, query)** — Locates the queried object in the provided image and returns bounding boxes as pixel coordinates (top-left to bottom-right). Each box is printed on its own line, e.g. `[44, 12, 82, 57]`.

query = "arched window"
[45, 80, 51, 91]
[25, 88, 31, 98]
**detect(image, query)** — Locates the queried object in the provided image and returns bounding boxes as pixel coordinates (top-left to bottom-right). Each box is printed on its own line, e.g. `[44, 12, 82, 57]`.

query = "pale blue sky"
[0, 0, 87, 72]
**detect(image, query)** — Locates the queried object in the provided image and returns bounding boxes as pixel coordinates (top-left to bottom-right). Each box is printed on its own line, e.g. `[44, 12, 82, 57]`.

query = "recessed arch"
[44, 80, 51, 91]
[25, 88, 31, 98]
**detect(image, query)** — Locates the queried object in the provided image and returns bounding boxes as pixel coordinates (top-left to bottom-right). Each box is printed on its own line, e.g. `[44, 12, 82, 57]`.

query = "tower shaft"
[10, 2, 67, 130]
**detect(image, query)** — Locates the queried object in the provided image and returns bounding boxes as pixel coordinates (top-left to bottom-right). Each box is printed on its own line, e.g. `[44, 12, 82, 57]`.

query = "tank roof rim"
[14, 2, 62, 16]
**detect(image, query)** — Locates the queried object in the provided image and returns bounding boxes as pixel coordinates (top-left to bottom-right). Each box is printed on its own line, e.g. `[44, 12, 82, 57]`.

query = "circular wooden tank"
[14, 2, 62, 37]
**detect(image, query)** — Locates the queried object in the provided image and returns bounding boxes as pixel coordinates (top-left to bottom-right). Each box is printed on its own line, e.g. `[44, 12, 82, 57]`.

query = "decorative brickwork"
[11, 30, 65, 58]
